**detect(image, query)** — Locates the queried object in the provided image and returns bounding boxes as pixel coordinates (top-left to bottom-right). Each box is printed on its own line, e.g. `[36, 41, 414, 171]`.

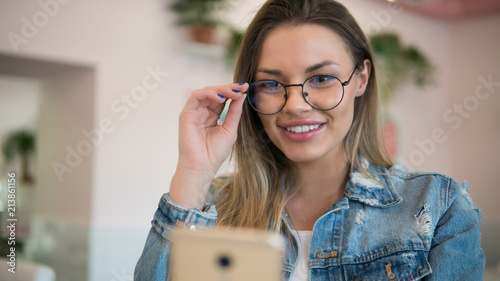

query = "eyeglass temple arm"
[341, 66, 359, 86]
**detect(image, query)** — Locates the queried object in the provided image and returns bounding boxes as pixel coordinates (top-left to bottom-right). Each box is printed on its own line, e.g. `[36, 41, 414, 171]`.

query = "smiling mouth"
[285, 125, 320, 133]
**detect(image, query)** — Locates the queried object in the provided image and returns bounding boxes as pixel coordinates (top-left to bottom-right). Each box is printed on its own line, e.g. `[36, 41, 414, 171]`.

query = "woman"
[135, 0, 485, 280]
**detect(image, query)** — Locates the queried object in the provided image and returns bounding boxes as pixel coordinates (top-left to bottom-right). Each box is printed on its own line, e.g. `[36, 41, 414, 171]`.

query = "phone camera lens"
[218, 255, 231, 269]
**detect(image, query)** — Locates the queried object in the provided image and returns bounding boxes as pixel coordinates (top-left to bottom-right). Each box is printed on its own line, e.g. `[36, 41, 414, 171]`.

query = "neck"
[292, 149, 350, 199]
[285, 149, 350, 231]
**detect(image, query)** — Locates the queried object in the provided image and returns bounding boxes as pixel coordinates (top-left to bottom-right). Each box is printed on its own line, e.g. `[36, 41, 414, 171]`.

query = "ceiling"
[369, 0, 500, 19]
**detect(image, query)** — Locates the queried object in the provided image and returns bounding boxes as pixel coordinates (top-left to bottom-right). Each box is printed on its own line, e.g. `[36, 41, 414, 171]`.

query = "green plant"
[369, 33, 434, 104]
[225, 26, 245, 65]
[1, 129, 35, 184]
[169, 0, 229, 27]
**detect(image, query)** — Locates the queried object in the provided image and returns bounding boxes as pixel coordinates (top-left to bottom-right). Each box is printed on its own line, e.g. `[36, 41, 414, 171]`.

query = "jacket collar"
[344, 159, 402, 208]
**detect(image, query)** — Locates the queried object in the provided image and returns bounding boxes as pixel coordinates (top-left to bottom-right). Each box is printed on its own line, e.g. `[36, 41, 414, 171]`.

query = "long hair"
[215, 0, 392, 232]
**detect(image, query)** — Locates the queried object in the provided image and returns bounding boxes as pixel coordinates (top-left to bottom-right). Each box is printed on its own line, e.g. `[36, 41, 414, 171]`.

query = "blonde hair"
[215, 0, 392, 232]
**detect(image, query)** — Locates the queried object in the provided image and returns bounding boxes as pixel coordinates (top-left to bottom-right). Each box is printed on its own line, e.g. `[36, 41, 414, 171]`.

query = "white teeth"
[286, 125, 319, 133]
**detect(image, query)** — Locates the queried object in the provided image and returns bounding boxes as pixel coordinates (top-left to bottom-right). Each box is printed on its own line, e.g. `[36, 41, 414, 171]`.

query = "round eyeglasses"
[246, 67, 358, 115]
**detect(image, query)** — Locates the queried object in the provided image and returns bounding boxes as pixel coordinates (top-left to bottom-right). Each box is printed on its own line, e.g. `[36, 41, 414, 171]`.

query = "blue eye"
[311, 75, 332, 83]
[251, 80, 283, 94]
[307, 75, 336, 88]
[259, 81, 279, 90]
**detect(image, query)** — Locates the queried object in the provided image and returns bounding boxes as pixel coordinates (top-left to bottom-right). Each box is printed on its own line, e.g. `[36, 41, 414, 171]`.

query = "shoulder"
[384, 164, 470, 197]
[374, 163, 476, 215]
[385, 164, 452, 188]
[361, 162, 481, 241]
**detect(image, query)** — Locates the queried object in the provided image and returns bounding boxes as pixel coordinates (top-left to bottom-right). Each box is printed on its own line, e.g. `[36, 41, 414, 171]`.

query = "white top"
[289, 230, 313, 281]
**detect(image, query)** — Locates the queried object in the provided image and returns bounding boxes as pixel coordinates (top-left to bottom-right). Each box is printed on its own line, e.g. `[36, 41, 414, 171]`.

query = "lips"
[279, 120, 325, 142]
[285, 125, 320, 133]
[279, 120, 325, 131]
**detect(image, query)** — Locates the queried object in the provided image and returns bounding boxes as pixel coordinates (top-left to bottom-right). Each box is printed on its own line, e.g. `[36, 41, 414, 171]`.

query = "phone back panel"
[171, 227, 285, 281]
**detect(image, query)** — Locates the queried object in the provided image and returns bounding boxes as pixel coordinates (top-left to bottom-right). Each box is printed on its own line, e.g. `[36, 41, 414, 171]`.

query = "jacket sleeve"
[134, 193, 217, 281]
[425, 179, 486, 280]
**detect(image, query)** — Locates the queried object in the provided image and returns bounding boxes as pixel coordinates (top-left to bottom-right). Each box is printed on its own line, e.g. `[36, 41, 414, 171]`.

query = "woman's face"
[256, 24, 370, 164]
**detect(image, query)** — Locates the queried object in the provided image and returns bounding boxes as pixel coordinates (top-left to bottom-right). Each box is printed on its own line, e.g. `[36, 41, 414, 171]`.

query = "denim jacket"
[135, 163, 485, 280]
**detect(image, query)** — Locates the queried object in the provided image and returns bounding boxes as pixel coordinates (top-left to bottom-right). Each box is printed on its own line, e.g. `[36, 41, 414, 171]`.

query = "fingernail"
[232, 89, 240, 93]
[239, 82, 246, 85]
[218, 94, 225, 99]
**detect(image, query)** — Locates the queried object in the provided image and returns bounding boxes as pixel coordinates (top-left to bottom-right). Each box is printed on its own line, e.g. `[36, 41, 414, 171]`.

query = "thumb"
[221, 94, 247, 136]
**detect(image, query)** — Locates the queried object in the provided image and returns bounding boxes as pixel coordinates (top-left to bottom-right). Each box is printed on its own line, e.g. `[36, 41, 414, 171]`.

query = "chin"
[280, 147, 326, 163]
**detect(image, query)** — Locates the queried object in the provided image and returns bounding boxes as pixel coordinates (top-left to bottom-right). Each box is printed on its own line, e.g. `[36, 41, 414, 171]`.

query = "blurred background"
[0, 0, 498, 280]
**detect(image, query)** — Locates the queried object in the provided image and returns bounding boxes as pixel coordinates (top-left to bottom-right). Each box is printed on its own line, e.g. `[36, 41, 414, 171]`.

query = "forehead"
[258, 24, 352, 71]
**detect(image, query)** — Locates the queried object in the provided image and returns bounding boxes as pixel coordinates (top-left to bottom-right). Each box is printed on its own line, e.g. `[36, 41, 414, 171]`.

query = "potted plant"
[369, 33, 434, 159]
[1, 129, 36, 184]
[169, 0, 229, 44]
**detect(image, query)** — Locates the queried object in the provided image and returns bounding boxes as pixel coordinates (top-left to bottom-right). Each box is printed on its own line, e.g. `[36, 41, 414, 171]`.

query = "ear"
[354, 59, 371, 97]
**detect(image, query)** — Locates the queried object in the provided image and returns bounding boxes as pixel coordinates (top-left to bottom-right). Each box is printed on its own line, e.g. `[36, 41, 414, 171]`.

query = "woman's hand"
[169, 83, 248, 209]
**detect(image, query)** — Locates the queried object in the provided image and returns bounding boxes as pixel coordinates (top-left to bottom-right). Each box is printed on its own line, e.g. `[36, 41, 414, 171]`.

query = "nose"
[282, 85, 311, 114]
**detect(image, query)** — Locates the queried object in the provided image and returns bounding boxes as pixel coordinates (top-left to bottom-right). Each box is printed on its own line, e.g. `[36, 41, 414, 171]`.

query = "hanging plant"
[369, 32, 435, 105]
[2, 129, 36, 184]
[369, 33, 435, 160]
[225, 25, 245, 65]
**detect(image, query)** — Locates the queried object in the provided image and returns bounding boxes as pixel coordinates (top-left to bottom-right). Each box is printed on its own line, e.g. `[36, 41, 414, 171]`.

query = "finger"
[212, 83, 248, 99]
[206, 88, 238, 111]
[213, 83, 247, 99]
[221, 93, 247, 135]
[183, 83, 248, 115]
[205, 84, 247, 111]
[214, 83, 248, 115]
[181, 89, 226, 117]
[231, 82, 249, 94]
[214, 100, 227, 116]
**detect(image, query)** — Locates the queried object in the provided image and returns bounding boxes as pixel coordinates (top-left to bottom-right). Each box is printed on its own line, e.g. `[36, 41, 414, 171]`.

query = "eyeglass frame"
[246, 66, 359, 115]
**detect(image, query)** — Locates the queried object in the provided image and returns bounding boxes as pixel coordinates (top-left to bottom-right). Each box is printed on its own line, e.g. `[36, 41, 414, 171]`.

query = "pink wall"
[449, 14, 500, 222]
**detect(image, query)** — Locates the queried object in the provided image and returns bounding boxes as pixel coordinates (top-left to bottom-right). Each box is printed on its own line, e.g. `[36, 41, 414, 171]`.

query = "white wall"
[0, 75, 38, 244]
[0, 0, 234, 279]
[0, 54, 97, 279]
[0, 0, 498, 279]
[0, 75, 39, 170]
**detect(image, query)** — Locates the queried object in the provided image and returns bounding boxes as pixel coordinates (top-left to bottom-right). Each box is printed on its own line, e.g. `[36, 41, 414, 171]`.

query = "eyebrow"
[305, 60, 338, 73]
[256, 60, 338, 76]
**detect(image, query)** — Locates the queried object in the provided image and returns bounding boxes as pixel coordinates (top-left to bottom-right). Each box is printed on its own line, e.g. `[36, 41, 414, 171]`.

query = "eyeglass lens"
[247, 75, 344, 114]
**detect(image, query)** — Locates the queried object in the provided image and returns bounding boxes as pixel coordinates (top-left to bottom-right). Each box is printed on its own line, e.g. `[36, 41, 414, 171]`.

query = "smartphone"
[170, 227, 285, 281]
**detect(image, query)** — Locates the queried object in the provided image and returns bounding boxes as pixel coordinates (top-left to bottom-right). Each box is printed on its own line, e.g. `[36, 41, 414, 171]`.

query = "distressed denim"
[135, 162, 485, 280]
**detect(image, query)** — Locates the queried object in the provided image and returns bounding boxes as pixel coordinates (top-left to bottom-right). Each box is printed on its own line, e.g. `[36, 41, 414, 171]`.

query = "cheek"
[258, 115, 272, 131]
[258, 115, 277, 140]
[331, 92, 357, 131]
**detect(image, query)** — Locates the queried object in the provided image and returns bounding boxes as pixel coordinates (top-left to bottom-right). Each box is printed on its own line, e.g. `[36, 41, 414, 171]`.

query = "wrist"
[169, 168, 214, 209]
